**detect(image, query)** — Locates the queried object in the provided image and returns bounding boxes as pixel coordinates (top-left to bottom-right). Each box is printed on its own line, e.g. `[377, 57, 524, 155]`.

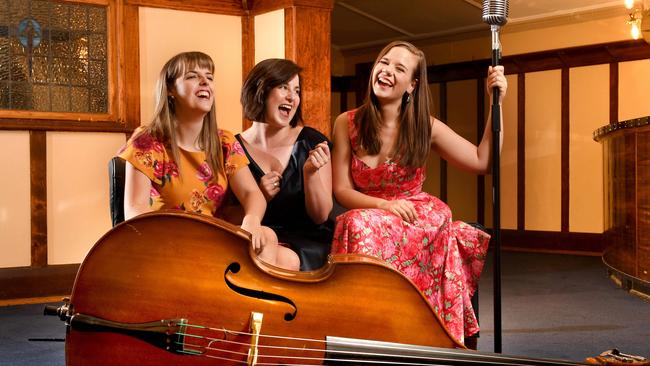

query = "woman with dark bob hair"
[235, 58, 333, 271]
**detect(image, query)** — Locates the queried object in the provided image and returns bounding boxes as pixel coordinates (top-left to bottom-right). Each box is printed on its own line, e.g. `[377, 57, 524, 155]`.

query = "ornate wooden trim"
[30, 131, 47, 267]
[0, 264, 79, 300]
[594, 116, 650, 142]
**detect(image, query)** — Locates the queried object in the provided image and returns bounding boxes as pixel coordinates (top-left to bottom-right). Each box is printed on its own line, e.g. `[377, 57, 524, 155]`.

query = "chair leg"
[465, 336, 478, 350]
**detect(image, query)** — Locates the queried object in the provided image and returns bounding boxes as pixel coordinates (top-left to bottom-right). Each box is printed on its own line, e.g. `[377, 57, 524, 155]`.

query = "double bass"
[45, 211, 634, 365]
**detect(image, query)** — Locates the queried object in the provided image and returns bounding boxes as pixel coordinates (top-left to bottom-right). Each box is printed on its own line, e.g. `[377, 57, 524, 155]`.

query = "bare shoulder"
[430, 116, 442, 142]
[332, 112, 350, 138]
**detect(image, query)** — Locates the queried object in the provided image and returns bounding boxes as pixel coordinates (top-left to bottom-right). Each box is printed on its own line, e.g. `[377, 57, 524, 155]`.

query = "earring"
[406, 93, 412, 103]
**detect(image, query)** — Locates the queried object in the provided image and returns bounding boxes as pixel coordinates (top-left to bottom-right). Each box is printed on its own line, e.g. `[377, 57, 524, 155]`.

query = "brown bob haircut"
[241, 58, 303, 127]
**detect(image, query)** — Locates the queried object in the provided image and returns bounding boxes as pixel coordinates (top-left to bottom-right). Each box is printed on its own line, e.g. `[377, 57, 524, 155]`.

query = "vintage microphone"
[482, 0, 508, 354]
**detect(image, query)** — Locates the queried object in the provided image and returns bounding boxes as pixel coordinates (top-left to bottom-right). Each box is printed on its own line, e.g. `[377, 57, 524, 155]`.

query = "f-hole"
[224, 262, 297, 321]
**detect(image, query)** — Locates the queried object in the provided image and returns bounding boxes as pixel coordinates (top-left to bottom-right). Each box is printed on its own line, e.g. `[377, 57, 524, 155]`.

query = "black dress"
[235, 127, 333, 271]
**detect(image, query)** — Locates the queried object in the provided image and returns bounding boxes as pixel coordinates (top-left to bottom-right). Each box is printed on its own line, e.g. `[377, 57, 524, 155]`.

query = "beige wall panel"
[0, 131, 31, 268]
[484, 74, 518, 229]
[619, 59, 650, 121]
[446, 79, 478, 222]
[139, 8, 243, 134]
[525, 70, 561, 231]
[47, 132, 126, 264]
[254, 9, 285, 64]
[570, 65, 607, 233]
[423, 83, 441, 198]
[503, 16, 628, 56]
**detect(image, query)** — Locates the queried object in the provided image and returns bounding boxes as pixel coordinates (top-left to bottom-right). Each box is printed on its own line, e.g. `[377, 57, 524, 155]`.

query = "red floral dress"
[331, 111, 490, 343]
[117, 128, 248, 217]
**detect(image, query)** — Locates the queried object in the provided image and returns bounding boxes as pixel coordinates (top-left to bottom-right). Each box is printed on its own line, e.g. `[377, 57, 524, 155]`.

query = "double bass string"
[174, 322, 586, 365]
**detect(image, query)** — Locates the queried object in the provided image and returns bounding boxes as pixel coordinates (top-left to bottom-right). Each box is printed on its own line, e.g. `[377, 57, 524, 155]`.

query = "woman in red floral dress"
[331, 41, 508, 344]
[119, 51, 299, 270]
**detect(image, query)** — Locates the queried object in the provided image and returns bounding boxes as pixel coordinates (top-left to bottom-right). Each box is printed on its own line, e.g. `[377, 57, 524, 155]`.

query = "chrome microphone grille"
[482, 0, 509, 26]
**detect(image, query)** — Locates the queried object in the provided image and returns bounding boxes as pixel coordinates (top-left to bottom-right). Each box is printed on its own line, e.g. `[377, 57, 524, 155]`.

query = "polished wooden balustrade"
[594, 116, 650, 298]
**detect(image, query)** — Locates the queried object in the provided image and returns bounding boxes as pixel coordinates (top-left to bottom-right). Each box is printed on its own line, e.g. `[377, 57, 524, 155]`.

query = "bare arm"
[431, 65, 507, 174]
[229, 166, 274, 251]
[303, 141, 333, 224]
[123, 161, 153, 220]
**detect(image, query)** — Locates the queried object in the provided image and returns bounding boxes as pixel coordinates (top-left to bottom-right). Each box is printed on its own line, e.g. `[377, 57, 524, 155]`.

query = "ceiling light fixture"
[625, 0, 650, 41]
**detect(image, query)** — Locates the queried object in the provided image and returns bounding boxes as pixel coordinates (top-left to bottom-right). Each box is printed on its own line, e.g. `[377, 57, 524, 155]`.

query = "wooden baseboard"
[0, 264, 79, 300]
[500, 229, 604, 254]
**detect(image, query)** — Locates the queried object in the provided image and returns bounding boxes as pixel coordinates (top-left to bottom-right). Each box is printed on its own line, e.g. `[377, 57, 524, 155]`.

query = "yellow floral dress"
[117, 128, 248, 217]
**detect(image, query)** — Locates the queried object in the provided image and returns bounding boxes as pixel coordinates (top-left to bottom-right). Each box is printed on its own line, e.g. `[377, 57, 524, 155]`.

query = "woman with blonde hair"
[118, 51, 299, 270]
[331, 41, 507, 344]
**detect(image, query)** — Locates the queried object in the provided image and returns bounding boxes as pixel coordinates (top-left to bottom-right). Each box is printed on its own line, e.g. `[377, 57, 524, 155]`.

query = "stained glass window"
[0, 0, 108, 113]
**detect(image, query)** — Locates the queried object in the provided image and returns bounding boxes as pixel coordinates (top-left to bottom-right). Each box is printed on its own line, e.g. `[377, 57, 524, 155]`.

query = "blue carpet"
[476, 252, 650, 361]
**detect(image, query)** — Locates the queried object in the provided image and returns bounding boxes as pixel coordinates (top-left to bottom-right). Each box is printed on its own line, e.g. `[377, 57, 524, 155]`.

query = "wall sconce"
[626, 0, 650, 42]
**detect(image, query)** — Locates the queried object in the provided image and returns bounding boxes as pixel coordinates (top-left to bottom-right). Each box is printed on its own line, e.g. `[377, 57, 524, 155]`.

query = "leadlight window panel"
[0, 0, 108, 113]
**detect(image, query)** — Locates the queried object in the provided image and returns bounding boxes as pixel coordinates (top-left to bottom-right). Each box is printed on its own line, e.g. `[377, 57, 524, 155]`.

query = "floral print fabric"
[118, 128, 248, 217]
[331, 111, 490, 343]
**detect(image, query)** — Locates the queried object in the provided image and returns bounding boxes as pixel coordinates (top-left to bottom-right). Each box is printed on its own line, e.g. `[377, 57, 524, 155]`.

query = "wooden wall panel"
[121, 4, 140, 130]
[30, 131, 47, 267]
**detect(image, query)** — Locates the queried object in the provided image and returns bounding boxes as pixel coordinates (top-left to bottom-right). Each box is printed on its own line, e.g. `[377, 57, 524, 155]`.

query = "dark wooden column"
[30, 131, 47, 267]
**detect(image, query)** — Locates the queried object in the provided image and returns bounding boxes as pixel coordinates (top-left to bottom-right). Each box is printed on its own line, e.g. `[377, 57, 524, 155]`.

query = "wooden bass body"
[60, 211, 461, 365]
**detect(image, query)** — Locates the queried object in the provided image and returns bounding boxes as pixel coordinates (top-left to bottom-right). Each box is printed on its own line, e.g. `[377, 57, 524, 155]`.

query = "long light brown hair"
[138, 51, 224, 178]
[354, 41, 433, 168]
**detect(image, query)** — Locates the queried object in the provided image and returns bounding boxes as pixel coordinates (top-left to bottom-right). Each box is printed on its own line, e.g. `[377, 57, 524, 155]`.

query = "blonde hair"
[355, 41, 433, 168]
[137, 51, 224, 178]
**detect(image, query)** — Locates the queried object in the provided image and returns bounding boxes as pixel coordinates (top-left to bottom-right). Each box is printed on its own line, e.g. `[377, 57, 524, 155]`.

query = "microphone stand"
[490, 24, 503, 354]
